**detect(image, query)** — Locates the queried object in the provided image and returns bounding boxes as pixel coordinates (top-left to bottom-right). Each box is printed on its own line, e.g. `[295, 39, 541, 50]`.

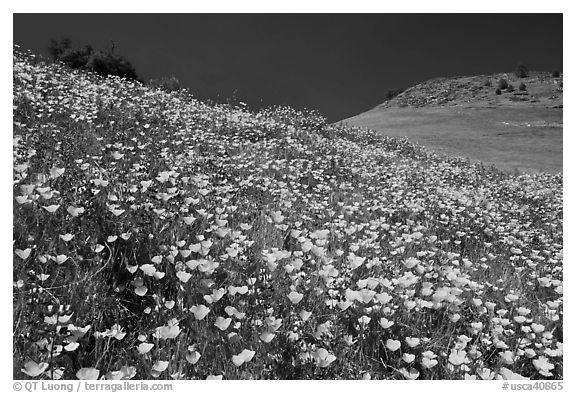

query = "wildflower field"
[13, 50, 563, 380]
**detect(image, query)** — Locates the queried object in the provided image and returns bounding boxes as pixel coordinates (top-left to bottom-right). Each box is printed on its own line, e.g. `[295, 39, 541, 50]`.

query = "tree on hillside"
[47, 38, 140, 82]
[515, 63, 529, 78]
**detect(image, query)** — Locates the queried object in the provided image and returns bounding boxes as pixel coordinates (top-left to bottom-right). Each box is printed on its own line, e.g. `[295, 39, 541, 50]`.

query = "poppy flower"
[400, 367, 419, 380]
[137, 343, 154, 354]
[532, 356, 554, 377]
[190, 305, 210, 320]
[15, 248, 32, 260]
[152, 360, 169, 373]
[76, 367, 100, 380]
[214, 317, 232, 331]
[186, 350, 201, 365]
[134, 286, 148, 296]
[42, 204, 60, 213]
[287, 291, 304, 304]
[386, 339, 401, 351]
[232, 349, 256, 367]
[21, 361, 49, 377]
[311, 348, 336, 368]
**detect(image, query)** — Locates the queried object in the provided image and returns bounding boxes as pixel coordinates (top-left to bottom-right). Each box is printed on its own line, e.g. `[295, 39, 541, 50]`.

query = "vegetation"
[551, 71, 560, 78]
[497, 79, 509, 90]
[13, 48, 563, 380]
[384, 88, 404, 101]
[149, 76, 182, 93]
[519, 82, 527, 92]
[515, 64, 529, 79]
[47, 38, 139, 82]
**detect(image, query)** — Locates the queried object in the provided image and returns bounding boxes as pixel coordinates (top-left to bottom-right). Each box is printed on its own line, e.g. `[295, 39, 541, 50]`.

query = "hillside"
[13, 50, 563, 380]
[342, 72, 563, 174]
[381, 72, 562, 109]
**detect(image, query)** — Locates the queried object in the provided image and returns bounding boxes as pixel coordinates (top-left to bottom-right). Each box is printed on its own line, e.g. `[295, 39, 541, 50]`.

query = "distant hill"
[380, 72, 563, 109]
[342, 72, 563, 174]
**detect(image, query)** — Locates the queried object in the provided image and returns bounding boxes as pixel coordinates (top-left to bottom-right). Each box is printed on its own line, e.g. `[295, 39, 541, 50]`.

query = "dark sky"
[13, 14, 563, 122]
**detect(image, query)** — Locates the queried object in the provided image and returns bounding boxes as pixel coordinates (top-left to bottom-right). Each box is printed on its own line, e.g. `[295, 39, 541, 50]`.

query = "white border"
[3, 3, 571, 392]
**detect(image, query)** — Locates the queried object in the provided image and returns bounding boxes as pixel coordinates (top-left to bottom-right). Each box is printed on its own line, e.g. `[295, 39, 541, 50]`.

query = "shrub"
[515, 63, 529, 78]
[552, 71, 560, 78]
[384, 88, 404, 101]
[519, 82, 527, 92]
[498, 79, 508, 90]
[48, 39, 93, 70]
[506, 84, 515, 92]
[495, 88, 502, 95]
[149, 76, 182, 93]
[47, 38, 140, 82]
[86, 51, 139, 81]
[61, 46, 94, 69]
[484, 79, 492, 87]
[47, 38, 72, 61]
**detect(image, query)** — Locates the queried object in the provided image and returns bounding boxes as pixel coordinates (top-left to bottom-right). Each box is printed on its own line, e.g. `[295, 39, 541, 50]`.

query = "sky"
[13, 14, 563, 122]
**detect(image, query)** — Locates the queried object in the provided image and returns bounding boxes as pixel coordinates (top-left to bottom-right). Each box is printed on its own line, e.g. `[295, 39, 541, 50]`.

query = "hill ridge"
[379, 71, 563, 109]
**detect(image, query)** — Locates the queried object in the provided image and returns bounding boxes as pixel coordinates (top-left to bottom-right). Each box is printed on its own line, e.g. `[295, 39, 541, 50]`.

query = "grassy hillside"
[343, 73, 563, 174]
[13, 50, 563, 380]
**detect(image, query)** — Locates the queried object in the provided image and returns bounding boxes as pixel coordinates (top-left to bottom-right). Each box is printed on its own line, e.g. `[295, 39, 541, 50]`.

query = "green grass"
[342, 106, 562, 174]
[343, 71, 563, 174]
[13, 49, 563, 380]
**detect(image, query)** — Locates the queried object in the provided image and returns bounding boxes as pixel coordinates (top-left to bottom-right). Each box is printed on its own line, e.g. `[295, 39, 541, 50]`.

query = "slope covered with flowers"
[13, 49, 563, 380]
